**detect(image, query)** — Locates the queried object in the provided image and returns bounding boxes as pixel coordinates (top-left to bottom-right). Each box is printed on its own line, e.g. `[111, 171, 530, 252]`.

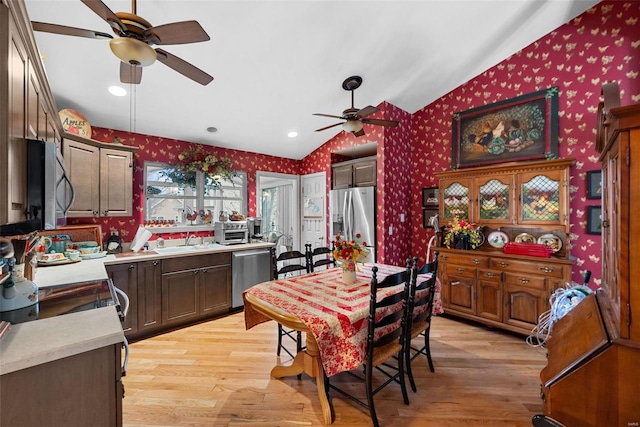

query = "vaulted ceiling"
[24, 0, 600, 159]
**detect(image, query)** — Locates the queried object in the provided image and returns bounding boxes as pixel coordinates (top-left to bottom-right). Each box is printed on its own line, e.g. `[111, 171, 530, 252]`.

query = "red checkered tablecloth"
[244, 263, 442, 377]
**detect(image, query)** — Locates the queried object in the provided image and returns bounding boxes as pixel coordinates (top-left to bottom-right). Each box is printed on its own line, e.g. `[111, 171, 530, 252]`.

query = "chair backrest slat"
[271, 247, 310, 279]
[306, 243, 336, 272]
[407, 252, 439, 333]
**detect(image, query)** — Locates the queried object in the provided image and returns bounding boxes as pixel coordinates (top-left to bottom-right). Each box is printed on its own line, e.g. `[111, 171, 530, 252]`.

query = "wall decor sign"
[586, 170, 602, 200]
[422, 187, 439, 207]
[303, 196, 323, 219]
[451, 87, 559, 169]
[586, 205, 602, 235]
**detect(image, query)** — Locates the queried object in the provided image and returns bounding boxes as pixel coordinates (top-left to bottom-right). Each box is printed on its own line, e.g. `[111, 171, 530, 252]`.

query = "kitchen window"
[143, 162, 246, 225]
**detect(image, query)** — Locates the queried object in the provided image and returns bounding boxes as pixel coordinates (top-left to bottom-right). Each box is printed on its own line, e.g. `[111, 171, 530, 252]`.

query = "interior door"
[301, 172, 327, 250]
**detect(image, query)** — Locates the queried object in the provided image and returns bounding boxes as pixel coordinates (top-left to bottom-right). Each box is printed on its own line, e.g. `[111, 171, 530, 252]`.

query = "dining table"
[243, 263, 442, 424]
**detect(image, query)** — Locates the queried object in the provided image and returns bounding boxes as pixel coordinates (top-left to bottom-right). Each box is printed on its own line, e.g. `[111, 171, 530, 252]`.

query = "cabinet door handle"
[456, 268, 465, 274]
[497, 261, 509, 268]
[103, 210, 109, 216]
[128, 264, 135, 271]
[473, 259, 482, 265]
[194, 270, 199, 275]
[540, 266, 554, 273]
[518, 277, 530, 284]
[153, 260, 159, 266]
[93, 210, 99, 216]
[440, 255, 448, 260]
[201, 268, 208, 274]
[483, 272, 495, 279]
[451, 281, 460, 286]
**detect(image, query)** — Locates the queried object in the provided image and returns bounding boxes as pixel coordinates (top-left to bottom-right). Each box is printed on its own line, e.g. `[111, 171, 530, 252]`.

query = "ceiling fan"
[31, 0, 213, 85]
[313, 76, 399, 137]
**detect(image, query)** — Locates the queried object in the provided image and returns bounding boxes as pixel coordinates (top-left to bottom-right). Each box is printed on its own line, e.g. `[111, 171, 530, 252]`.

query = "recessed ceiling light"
[287, 131, 298, 138]
[207, 126, 218, 133]
[108, 86, 127, 97]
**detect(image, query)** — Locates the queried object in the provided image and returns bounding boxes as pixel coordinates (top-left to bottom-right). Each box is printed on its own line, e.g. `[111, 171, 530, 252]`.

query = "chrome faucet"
[185, 234, 198, 246]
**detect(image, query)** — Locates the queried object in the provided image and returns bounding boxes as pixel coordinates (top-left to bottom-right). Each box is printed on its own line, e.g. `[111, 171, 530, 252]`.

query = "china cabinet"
[434, 158, 574, 335]
[539, 101, 640, 426]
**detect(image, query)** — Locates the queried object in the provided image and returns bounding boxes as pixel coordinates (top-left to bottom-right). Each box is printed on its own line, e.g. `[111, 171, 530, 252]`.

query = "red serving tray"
[502, 242, 553, 258]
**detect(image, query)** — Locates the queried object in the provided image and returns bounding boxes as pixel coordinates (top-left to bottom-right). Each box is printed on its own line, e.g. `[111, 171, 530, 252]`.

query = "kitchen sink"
[154, 243, 226, 254]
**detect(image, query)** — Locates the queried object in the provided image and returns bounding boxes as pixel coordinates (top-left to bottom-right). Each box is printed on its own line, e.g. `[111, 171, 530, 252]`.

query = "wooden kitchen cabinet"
[1, 343, 123, 427]
[161, 252, 232, 327]
[437, 248, 572, 335]
[1, 1, 61, 225]
[137, 259, 162, 333]
[105, 262, 138, 334]
[63, 134, 136, 218]
[332, 156, 377, 189]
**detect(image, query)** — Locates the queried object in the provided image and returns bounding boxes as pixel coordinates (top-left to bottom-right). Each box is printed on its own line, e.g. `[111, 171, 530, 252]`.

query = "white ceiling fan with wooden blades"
[313, 75, 399, 137]
[31, 0, 213, 85]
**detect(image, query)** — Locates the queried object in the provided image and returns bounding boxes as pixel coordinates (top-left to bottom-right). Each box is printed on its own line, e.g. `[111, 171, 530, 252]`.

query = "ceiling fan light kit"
[32, 0, 213, 85]
[314, 75, 399, 137]
[109, 37, 156, 66]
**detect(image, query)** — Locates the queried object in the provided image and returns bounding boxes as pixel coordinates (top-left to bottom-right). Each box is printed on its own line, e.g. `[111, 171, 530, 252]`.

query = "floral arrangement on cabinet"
[333, 233, 368, 272]
[443, 216, 484, 249]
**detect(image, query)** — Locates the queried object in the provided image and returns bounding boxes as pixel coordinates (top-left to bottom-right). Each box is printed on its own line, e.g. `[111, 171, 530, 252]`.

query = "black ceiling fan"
[31, 0, 213, 85]
[313, 76, 398, 137]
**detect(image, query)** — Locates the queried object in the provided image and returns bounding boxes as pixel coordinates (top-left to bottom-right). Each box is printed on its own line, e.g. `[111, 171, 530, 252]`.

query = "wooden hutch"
[538, 100, 640, 424]
[434, 158, 574, 336]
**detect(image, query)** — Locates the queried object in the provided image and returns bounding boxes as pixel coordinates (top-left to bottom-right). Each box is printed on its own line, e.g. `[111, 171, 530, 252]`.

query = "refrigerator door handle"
[342, 191, 348, 239]
[347, 190, 353, 240]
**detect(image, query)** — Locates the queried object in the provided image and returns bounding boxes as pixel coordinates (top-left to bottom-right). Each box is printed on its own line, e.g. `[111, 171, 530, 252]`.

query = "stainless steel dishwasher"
[231, 248, 272, 308]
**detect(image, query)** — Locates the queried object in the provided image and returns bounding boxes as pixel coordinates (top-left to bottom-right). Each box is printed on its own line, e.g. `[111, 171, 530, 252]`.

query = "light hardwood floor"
[123, 313, 546, 427]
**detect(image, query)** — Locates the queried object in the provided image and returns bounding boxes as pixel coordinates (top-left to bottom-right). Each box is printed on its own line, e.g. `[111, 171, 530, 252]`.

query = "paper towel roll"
[130, 226, 152, 252]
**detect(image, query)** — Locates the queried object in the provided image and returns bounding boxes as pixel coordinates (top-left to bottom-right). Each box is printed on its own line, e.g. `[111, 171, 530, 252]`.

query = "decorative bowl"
[78, 246, 101, 255]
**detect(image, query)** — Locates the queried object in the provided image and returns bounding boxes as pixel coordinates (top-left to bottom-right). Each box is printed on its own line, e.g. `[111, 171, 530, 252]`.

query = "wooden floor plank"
[123, 313, 545, 426]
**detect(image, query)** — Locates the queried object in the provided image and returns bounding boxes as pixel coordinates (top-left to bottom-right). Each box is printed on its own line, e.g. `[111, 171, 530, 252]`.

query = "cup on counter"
[64, 249, 80, 261]
[50, 238, 67, 254]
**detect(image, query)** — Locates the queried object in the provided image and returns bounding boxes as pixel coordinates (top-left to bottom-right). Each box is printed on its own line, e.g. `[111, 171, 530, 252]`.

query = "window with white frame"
[144, 161, 246, 224]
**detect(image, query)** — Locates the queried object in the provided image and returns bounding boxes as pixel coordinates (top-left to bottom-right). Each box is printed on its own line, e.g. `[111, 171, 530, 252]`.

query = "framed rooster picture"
[451, 87, 559, 169]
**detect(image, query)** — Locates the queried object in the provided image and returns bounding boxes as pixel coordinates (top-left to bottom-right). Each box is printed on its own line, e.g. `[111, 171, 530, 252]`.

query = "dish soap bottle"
[157, 234, 165, 248]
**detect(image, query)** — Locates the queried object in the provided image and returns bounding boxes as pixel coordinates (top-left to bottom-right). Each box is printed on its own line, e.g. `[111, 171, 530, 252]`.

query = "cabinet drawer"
[503, 272, 546, 290]
[478, 268, 502, 283]
[446, 264, 476, 279]
[439, 252, 489, 267]
[489, 258, 563, 278]
[162, 252, 231, 273]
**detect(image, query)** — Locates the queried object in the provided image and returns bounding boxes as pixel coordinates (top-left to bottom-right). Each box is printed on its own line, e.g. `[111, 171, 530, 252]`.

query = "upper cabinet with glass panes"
[436, 158, 574, 229]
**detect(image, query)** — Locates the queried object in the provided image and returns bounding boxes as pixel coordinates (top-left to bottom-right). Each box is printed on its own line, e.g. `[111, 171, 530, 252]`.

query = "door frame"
[256, 171, 300, 251]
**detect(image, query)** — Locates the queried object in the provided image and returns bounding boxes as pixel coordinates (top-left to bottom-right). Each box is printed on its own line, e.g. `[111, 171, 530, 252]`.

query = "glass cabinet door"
[440, 178, 472, 221]
[517, 170, 566, 225]
[475, 175, 514, 224]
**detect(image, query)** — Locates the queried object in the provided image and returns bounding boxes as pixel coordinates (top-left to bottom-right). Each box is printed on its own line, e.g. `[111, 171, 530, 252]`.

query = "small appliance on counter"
[106, 231, 122, 254]
[246, 217, 264, 242]
[0, 238, 38, 323]
[214, 221, 248, 245]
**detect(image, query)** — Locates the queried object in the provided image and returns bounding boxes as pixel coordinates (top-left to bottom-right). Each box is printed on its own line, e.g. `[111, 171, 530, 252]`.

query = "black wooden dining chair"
[305, 242, 335, 272]
[271, 247, 311, 359]
[404, 252, 439, 392]
[327, 260, 413, 427]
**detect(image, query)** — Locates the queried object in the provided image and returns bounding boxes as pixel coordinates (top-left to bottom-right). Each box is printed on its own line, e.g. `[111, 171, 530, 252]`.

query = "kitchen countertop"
[1, 242, 274, 376]
[34, 242, 275, 288]
[0, 305, 124, 375]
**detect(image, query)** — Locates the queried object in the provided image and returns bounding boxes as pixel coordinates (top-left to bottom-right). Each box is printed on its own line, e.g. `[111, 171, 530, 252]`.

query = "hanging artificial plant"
[162, 145, 236, 188]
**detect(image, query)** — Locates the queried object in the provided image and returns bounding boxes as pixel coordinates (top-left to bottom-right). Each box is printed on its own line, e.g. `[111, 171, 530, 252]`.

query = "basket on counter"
[502, 242, 554, 258]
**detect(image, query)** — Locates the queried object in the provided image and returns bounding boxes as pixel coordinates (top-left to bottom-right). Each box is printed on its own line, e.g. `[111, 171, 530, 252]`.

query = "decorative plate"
[487, 231, 509, 249]
[537, 234, 563, 253]
[514, 232, 537, 244]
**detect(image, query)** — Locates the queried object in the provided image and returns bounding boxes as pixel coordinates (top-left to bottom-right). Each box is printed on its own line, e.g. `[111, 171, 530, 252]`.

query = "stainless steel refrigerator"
[330, 186, 376, 263]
